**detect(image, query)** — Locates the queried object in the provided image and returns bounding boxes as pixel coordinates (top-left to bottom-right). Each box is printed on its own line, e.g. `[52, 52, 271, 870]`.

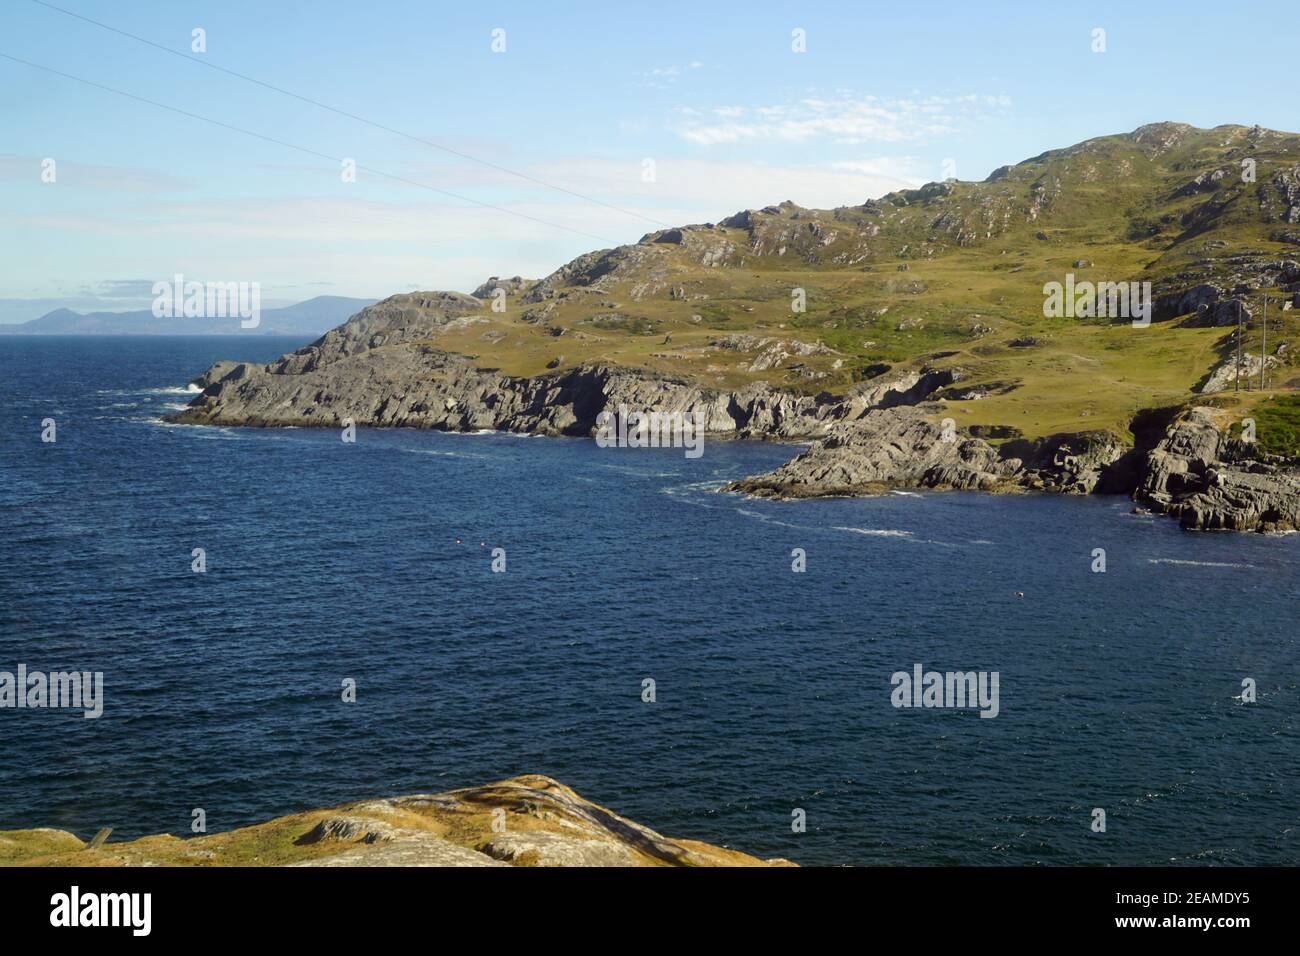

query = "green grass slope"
[415, 122, 1300, 445]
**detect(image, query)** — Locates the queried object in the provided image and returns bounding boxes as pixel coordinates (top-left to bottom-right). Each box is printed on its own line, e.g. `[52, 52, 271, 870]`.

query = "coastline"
[167, 334, 1300, 534]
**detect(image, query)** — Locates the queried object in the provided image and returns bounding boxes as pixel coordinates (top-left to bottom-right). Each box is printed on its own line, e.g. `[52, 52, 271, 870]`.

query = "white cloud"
[526, 156, 927, 212]
[4, 154, 930, 299]
[640, 60, 705, 88]
[672, 92, 1012, 146]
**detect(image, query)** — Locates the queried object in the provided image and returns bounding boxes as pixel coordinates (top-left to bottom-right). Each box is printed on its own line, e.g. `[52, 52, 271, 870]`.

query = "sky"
[1, 0, 1298, 322]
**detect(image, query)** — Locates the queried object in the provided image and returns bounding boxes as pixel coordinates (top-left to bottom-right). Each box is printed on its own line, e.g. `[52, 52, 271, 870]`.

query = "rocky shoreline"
[0, 774, 792, 867]
[168, 293, 1300, 534]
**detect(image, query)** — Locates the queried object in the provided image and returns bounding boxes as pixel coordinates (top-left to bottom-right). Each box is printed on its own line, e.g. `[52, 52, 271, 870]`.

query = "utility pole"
[1261, 293, 1267, 391]
[1236, 299, 1244, 391]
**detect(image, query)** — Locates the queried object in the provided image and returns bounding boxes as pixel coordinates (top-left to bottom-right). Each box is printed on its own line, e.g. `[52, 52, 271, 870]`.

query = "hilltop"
[171, 123, 1300, 531]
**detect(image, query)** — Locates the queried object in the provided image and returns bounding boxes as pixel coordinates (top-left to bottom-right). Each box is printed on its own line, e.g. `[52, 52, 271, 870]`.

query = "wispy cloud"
[640, 60, 705, 89]
[88, 279, 159, 299]
[523, 156, 927, 209]
[673, 92, 1012, 146]
[0, 154, 195, 193]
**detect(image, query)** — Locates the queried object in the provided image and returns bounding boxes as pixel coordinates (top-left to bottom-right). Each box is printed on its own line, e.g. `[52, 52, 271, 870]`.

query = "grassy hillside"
[413, 122, 1300, 445]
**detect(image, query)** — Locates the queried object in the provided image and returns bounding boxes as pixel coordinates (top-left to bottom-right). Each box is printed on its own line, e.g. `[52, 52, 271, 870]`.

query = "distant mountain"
[0, 295, 376, 336]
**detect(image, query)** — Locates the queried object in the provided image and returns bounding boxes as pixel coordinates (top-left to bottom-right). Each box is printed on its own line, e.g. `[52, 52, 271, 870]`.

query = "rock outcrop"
[1199, 348, 1282, 393]
[728, 405, 1023, 498]
[727, 408, 1133, 499]
[0, 774, 793, 868]
[1138, 407, 1300, 531]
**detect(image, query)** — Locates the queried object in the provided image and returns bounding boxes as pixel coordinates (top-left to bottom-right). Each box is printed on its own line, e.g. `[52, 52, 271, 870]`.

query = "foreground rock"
[0, 774, 793, 867]
[1138, 407, 1300, 531]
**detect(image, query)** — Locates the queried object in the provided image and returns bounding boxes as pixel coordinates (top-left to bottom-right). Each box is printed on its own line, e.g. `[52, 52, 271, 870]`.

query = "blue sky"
[1, 0, 1297, 322]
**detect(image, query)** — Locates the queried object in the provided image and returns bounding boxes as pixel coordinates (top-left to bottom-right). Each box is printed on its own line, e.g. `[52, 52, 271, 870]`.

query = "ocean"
[1, 335, 1297, 865]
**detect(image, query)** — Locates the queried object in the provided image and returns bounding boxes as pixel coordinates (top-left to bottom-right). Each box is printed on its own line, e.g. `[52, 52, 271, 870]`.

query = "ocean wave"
[147, 385, 202, 395]
[661, 479, 729, 496]
[599, 463, 683, 477]
[1147, 558, 1256, 569]
[834, 526, 914, 538]
[142, 418, 239, 438]
[660, 479, 730, 509]
[734, 508, 805, 529]
[401, 447, 489, 460]
[100, 385, 200, 396]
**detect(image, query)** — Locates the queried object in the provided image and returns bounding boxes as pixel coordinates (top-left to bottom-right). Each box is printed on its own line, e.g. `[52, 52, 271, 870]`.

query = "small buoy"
[1015, 591, 1024, 598]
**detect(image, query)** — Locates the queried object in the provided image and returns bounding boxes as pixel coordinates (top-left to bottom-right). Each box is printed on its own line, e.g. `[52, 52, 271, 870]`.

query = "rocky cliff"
[171, 291, 955, 440]
[0, 775, 792, 867]
[1138, 407, 1300, 531]
[729, 401, 1300, 532]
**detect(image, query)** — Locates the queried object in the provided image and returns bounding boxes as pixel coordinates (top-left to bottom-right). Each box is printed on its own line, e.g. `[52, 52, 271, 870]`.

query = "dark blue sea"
[1, 336, 1297, 866]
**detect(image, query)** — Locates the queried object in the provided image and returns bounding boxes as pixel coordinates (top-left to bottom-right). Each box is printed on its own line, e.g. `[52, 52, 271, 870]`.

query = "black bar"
[0, 866, 1275, 940]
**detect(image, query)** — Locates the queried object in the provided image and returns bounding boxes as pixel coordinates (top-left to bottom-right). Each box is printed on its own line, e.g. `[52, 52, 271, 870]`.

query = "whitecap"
[734, 508, 805, 529]
[142, 385, 201, 395]
[401, 447, 488, 460]
[833, 526, 914, 538]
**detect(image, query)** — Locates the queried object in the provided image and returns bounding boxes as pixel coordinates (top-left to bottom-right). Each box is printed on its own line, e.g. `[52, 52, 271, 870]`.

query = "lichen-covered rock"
[0, 775, 793, 868]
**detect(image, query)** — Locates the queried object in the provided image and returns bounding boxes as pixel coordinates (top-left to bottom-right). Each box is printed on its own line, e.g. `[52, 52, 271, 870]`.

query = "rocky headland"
[168, 291, 1300, 533]
[168, 123, 1300, 533]
[0, 775, 792, 867]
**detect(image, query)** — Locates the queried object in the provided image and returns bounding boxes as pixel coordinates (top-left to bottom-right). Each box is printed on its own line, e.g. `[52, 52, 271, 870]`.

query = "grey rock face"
[1138, 407, 1300, 531]
[1199, 348, 1281, 393]
[268, 291, 484, 376]
[1011, 432, 1129, 494]
[172, 317, 963, 442]
[728, 405, 1023, 498]
[1154, 283, 1222, 322]
[172, 302, 1300, 533]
